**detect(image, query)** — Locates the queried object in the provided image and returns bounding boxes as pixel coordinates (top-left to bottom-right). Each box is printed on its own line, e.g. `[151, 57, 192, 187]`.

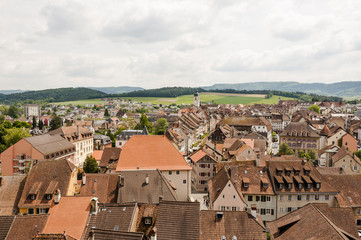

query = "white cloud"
[1, 0, 361, 89]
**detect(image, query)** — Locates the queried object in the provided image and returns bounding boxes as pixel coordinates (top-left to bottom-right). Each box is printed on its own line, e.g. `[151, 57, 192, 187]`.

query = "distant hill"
[89, 86, 144, 94]
[203, 81, 361, 98]
[0, 87, 107, 103]
[0, 89, 26, 95]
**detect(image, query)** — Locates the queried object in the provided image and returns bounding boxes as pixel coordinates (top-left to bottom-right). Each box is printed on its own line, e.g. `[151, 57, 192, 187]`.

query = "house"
[268, 159, 338, 218]
[93, 134, 112, 150]
[83, 202, 140, 239]
[200, 210, 266, 240]
[322, 174, 361, 230]
[98, 148, 121, 173]
[228, 165, 277, 222]
[24, 104, 41, 120]
[115, 127, 148, 148]
[17, 159, 77, 215]
[317, 145, 339, 167]
[155, 201, 200, 240]
[49, 126, 94, 167]
[340, 133, 358, 153]
[115, 136, 192, 201]
[331, 147, 361, 174]
[208, 167, 247, 212]
[42, 196, 93, 240]
[279, 122, 320, 154]
[117, 169, 178, 204]
[0, 175, 26, 215]
[0, 134, 75, 176]
[189, 150, 217, 192]
[267, 203, 359, 240]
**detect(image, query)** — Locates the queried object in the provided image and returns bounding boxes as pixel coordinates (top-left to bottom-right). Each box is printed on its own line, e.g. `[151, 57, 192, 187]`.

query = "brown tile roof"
[115, 136, 191, 171]
[7, 215, 48, 240]
[0, 215, 15, 240]
[208, 167, 232, 203]
[156, 201, 200, 240]
[24, 134, 75, 156]
[78, 174, 119, 203]
[0, 176, 26, 215]
[42, 197, 92, 240]
[87, 229, 143, 240]
[218, 116, 271, 131]
[117, 170, 178, 204]
[268, 160, 338, 194]
[135, 204, 158, 238]
[332, 147, 359, 164]
[92, 150, 103, 161]
[280, 122, 320, 138]
[200, 210, 266, 240]
[267, 203, 358, 240]
[99, 148, 121, 168]
[83, 203, 138, 240]
[320, 124, 331, 136]
[18, 159, 76, 208]
[322, 174, 361, 207]
[49, 126, 93, 143]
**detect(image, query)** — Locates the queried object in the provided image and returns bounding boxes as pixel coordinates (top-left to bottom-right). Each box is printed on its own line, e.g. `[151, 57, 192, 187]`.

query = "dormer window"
[263, 183, 268, 188]
[315, 183, 321, 189]
[306, 183, 311, 189]
[287, 183, 292, 189]
[298, 183, 303, 189]
[243, 182, 249, 188]
[278, 183, 283, 190]
[45, 194, 52, 200]
[144, 217, 152, 225]
[30, 194, 36, 200]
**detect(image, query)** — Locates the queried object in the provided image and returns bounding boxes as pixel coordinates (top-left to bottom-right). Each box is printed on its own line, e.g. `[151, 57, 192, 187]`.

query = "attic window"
[45, 194, 52, 200]
[242, 177, 250, 188]
[315, 183, 321, 189]
[30, 194, 36, 200]
[144, 217, 152, 225]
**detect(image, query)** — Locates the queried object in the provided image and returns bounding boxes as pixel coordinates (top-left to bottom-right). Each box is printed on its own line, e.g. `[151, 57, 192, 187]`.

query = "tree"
[32, 116, 37, 129]
[12, 121, 31, 128]
[38, 119, 44, 130]
[3, 128, 31, 147]
[278, 143, 294, 155]
[308, 105, 320, 114]
[83, 156, 98, 173]
[3, 120, 12, 129]
[49, 115, 63, 130]
[155, 118, 168, 135]
[104, 108, 110, 117]
[308, 150, 316, 160]
[8, 105, 19, 119]
[0, 115, 4, 124]
[135, 113, 153, 132]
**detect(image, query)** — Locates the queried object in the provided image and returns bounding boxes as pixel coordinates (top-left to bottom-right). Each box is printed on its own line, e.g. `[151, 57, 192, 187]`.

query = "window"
[46, 194, 52, 200]
[357, 219, 361, 226]
[28, 208, 34, 214]
[233, 195, 236, 199]
[221, 206, 226, 211]
[288, 195, 292, 201]
[266, 209, 271, 215]
[248, 196, 253, 201]
[267, 196, 271, 201]
[183, 180, 186, 184]
[261, 196, 266, 202]
[176, 171, 180, 175]
[256, 196, 260, 201]
[169, 171, 172, 175]
[30, 194, 36, 200]
[287, 207, 292, 212]
[325, 195, 329, 200]
[232, 207, 237, 211]
[144, 218, 152, 225]
[280, 195, 284, 201]
[315, 195, 319, 200]
[39, 208, 48, 214]
[306, 195, 310, 201]
[223, 195, 225, 198]
[280, 207, 284, 213]
[355, 209, 361, 215]
[260, 209, 266, 215]
[297, 195, 302, 201]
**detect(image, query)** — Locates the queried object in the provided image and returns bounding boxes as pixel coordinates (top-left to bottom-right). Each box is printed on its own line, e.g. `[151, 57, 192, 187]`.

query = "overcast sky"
[1, 0, 361, 90]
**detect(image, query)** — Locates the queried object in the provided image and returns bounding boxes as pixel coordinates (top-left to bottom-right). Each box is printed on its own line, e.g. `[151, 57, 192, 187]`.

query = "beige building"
[24, 104, 41, 120]
[50, 126, 93, 167]
[268, 159, 338, 218]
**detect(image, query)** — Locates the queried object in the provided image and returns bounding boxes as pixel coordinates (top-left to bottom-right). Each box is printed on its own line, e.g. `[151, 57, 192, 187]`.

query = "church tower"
[193, 91, 200, 107]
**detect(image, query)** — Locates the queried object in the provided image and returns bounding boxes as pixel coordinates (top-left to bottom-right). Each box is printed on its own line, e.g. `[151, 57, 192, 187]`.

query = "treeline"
[0, 87, 107, 104]
[112, 87, 342, 102]
[111, 87, 204, 98]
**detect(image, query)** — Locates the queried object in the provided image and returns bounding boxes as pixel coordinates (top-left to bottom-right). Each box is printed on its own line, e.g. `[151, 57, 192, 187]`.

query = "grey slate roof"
[117, 170, 178, 204]
[24, 134, 75, 156]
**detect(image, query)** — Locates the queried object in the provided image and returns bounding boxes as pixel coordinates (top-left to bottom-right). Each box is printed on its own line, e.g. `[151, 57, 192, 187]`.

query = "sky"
[1, 0, 361, 90]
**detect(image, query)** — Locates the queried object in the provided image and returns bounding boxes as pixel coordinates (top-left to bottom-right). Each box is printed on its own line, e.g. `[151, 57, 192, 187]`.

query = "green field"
[55, 94, 295, 106]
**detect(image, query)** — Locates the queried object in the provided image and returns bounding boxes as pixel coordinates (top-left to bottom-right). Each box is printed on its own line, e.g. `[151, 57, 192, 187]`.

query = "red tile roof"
[115, 136, 191, 171]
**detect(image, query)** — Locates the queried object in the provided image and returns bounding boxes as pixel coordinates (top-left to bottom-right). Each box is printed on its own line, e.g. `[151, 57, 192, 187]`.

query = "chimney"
[145, 174, 149, 185]
[250, 205, 257, 219]
[82, 173, 86, 185]
[89, 228, 95, 240]
[118, 175, 125, 187]
[54, 189, 61, 204]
